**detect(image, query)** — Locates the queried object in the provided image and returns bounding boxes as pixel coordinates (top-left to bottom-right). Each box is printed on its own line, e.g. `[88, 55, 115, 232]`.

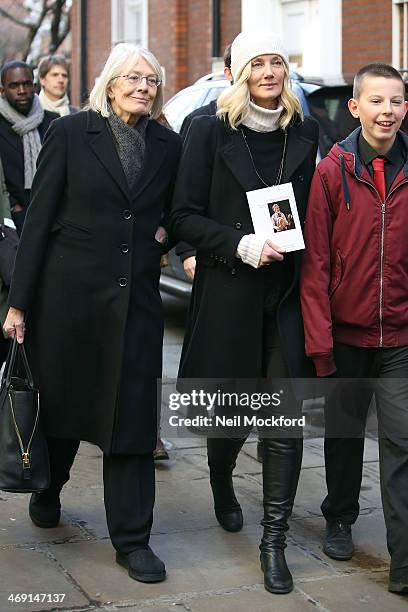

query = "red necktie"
[372, 157, 386, 202]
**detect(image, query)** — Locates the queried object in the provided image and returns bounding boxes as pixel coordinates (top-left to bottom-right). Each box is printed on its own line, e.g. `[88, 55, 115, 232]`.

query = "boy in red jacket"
[301, 64, 408, 595]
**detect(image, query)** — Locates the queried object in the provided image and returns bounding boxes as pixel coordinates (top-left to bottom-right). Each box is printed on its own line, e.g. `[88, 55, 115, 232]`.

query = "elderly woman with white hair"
[170, 32, 319, 594]
[4, 43, 181, 582]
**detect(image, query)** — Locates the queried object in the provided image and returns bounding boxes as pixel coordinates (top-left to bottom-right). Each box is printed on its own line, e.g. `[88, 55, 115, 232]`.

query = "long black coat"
[8, 110, 182, 454]
[170, 114, 318, 379]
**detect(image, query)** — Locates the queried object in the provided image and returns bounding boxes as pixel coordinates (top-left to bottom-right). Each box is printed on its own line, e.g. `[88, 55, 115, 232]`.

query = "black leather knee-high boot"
[260, 437, 303, 594]
[207, 436, 246, 532]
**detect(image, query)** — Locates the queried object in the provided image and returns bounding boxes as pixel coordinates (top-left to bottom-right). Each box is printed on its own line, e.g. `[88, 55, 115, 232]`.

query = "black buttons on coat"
[121, 243, 129, 253]
[235, 222, 242, 229]
[118, 277, 128, 287]
[123, 210, 132, 220]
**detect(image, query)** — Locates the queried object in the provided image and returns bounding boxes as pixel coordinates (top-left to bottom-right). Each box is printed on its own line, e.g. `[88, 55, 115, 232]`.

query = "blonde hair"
[88, 43, 164, 120]
[216, 60, 303, 130]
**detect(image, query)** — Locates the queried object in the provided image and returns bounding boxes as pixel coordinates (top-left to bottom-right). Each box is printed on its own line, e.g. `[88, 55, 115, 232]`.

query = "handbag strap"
[2, 337, 18, 388]
[2, 338, 34, 389]
[17, 342, 34, 389]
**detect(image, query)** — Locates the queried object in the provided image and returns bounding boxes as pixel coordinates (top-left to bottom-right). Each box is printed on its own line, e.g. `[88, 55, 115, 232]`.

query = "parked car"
[161, 73, 406, 298]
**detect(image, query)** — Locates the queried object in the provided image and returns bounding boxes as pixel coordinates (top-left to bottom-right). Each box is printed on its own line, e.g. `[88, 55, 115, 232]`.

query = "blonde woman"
[4, 43, 181, 582]
[171, 32, 318, 594]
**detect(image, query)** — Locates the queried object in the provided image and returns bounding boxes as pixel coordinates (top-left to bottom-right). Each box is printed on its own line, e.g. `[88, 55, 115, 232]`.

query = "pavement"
[0, 296, 407, 612]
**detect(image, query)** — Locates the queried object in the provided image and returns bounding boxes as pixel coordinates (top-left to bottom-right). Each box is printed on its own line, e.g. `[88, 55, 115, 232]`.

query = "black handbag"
[0, 338, 50, 492]
[0, 224, 18, 287]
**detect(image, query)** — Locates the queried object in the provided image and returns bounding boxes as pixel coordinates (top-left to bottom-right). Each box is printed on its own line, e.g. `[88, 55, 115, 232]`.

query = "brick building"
[70, 0, 240, 106]
[70, 0, 408, 107]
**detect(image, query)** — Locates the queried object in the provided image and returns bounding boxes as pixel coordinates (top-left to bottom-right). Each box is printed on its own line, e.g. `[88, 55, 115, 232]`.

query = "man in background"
[0, 60, 57, 234]
[38, 54, 78, 116]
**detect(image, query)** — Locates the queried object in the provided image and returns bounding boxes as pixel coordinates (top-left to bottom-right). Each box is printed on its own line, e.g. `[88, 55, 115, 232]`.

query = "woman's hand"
[3, 307, 25, 343]
[183, 256, 196, 281]
[259, 240, 285, 266]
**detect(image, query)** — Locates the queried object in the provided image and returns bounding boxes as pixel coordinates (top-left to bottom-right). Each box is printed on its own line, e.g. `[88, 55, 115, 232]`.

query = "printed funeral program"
[246, 182, 305, 252]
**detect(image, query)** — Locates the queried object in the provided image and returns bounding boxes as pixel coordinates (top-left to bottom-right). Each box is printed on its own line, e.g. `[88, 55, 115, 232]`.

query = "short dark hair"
[353, 63, 404, 99]
[1, 60, 33, 87]
[38, 54, 70, 79]
[223, 43, 232, 70]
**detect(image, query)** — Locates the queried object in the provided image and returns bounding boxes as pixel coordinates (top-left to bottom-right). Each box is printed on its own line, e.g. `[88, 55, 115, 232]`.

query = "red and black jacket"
[300, 127, 408, 376]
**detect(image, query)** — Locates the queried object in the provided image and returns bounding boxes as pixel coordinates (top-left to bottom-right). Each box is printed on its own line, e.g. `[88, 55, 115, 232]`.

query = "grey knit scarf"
[107, 108, 148, 189]
[0, 94, 44, 189]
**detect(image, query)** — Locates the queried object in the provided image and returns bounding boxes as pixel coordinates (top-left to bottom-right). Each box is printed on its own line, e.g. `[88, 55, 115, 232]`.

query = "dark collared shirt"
[358, 133, 406, 195]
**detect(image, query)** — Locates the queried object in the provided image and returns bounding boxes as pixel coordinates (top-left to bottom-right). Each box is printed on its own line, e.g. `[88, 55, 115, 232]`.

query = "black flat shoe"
[260, 549, 293, 594]
[389, 570, 408, 595]
[323, 521, 354, 560]
[116, 547, 166, 583]
[153, 437, 170, 461]
[215, 507, 243, 532]
[210, 475, 243, 532]
[389, 581, 408, 595]
[29, 493, 61, 528]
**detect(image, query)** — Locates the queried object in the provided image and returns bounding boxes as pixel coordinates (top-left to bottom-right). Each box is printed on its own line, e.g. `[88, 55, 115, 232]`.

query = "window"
[111, 0, 148, 47]
[393, 0, 408, 74]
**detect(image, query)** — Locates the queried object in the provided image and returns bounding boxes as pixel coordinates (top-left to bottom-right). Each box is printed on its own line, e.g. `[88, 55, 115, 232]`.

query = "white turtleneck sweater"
[236, 102, 284, 268]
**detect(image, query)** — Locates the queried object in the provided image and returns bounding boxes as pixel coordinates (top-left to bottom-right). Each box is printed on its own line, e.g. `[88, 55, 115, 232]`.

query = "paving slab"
[0, 547, 89, 611]
[50, 522, 333, 608]
[154, 445, 261, 484]
[0, 429, 398, 612]
[299, 571, 407, 612]
[0, 491, 87, 547]
[153, 476, 263, 535]
[128, 586, 320, 612]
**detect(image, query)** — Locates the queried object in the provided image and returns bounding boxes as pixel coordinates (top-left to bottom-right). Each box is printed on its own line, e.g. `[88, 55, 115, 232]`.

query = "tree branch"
[0, 7, 31, 29]
[49, 0, 65, 51]
[21, 0, 51, 60]
[53, 10, 70, 52]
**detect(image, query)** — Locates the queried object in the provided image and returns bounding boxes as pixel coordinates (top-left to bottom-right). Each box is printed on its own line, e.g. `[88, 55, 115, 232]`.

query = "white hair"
[88, 43, 164, 119]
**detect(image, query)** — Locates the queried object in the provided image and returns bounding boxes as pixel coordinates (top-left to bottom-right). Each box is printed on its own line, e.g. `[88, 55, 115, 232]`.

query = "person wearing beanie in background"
[38, 55, 78, 116]
[170, 32, 318, 594]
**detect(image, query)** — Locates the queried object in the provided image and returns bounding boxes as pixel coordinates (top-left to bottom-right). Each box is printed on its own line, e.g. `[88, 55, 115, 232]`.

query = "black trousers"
[322, 343, 408, 577]
[207, 316, 301, 481]
[45, 437, 155, 554]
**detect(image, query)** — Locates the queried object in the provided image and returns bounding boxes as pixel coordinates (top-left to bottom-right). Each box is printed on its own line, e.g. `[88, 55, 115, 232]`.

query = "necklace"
[240, 128, 288, 187]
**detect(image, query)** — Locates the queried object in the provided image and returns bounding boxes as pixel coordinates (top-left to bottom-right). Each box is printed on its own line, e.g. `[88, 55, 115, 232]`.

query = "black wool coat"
[8, 110, 182, 454]
[170, 114, 319, 380]
[0, 111, 57, 210]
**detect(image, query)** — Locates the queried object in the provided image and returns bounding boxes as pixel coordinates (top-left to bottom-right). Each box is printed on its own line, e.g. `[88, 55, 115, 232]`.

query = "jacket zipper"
[350, 154, 408, 346]
[379, 202, 385, 346]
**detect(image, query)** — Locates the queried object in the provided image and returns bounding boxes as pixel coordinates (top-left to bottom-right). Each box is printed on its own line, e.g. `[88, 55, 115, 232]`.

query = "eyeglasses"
[114, 73, 161, 88]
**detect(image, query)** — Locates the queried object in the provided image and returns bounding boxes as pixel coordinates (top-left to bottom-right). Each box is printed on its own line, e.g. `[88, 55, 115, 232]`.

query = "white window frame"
[111, 0, 148, 47]
[392, 0, 408, 69]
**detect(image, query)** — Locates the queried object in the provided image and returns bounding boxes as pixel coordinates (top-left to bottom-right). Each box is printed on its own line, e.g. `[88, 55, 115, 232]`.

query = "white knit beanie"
[231, 31, 289, 81]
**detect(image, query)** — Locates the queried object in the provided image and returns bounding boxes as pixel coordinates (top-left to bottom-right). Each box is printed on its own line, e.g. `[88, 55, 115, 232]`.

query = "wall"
[342, 0, 393, 79]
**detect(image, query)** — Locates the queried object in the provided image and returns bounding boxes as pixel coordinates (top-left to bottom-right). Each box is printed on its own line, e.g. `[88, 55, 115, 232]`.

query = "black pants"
[322, 343, 408, 577]
[45, 437, 155, 554]
[207, 316, 301, 482]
